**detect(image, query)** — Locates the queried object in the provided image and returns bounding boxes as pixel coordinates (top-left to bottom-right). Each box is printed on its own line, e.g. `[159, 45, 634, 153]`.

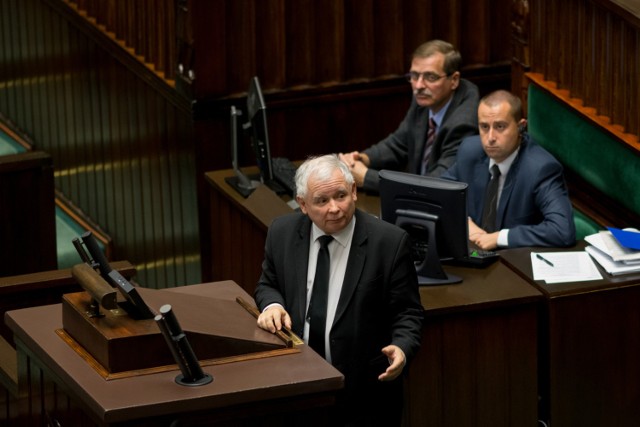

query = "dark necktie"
[421, 118, 437, 175]
[481, 164, 501, 232]
[307, 235, 333, 358]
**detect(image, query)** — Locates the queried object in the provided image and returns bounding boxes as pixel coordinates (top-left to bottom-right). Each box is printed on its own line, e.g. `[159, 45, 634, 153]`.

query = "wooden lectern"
[60, 286, 294, 377]
[5, 281, 343, 426]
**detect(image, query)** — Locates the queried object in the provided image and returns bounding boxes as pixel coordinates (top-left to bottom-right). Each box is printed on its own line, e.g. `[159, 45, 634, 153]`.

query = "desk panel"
[406, 262, 541, 427]
[501, 247, 640, 427]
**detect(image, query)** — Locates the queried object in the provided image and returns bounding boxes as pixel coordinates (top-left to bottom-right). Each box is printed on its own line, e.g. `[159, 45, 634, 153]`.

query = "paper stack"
[585, 228, 640, 275]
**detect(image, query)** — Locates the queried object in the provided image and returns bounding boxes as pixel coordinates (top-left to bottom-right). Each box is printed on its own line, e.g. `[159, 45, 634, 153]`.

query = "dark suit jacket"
[442, 133, 576, 247]
[255, 209, 423, 423]
[362, 78, 479, 192]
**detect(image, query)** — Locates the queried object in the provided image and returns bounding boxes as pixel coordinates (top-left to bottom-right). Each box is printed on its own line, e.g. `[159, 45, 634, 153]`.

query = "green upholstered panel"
[0, 129, 26, 155]
[573, 209, 602, 241]
[528, 84, 640, 219]
[56, 206, 106, 269]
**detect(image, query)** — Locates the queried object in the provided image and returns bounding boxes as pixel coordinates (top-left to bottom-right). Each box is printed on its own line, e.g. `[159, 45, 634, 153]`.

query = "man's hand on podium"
[257, 304, 292, 333]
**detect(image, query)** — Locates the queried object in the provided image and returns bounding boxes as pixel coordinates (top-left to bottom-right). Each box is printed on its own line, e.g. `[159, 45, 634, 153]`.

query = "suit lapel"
[496, 148, 523, 229]
[292, 217, 312, 330]
[332, 211, 367, 327]
[473, 156, 491, 220]
[411, 105, 429, 174]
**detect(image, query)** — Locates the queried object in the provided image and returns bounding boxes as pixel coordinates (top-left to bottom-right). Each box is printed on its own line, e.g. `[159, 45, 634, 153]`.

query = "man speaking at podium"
[255, 155, 423, 426]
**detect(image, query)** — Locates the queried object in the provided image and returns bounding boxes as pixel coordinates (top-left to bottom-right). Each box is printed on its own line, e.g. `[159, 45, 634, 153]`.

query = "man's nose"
[488, 127, 496, 141]
[327, 199, 339, 211]
[414, 77, 427, 89]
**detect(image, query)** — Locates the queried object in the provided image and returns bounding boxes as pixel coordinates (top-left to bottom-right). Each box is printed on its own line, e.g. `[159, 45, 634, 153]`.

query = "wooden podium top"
[5, 281, 343, 424]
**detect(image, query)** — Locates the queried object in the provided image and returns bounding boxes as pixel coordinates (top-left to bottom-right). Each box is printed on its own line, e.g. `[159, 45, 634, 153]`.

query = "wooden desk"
[501, 247, 640, 427]
[205, 167, 544, 426]
[406, 261, 542, 426]
[5, 281, 343, 426]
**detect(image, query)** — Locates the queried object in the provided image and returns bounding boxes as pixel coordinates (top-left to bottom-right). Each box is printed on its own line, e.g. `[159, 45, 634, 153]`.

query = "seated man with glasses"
[340, 39, 479, 193]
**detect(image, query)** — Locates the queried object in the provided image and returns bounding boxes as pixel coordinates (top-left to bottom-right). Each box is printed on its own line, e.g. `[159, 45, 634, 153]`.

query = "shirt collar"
[489, 147, 520, 177]
[311, 215, 356, 249]
[429, 96, 453, 129]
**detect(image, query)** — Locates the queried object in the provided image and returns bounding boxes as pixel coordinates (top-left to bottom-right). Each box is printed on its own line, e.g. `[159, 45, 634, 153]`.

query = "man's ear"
[518, 118, 528, 134]
[296, 196, 307, 214]
[449, 71, 461, 90]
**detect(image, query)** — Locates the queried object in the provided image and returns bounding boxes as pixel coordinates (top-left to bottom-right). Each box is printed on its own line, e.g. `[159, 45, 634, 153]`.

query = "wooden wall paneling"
[487, 0, 512, 65]
[432, 0, 462, 52]
[462, 0, 489, 66]
[127, 79, 145, 286]
[0, 1, 8, 116]
[11, 0, 24, 124]
[406, 0, 433, 67]
[85, 43, 101, 219]
[38, 2, 54, 148]
[255, 0, 286, 87]
[17, 0, 30, 129]
[285, 0, 315, 86]
[58, 22, 74, 195]
[314, 0, 345, 83]
[176, 112, 200, 286]
[344, 0, 375, 79]
[164, 105, 184, 288]
[596, 9, 612, 119]
[157, 0, 169, 77]
[142, 94, 161, 289]
[96, 0, 109, 28]
[610, 16, 624, 127]
[125, 0, 134, 52]
[372, 0, 403, 75]
[557, 0, 572, 92]
[190, 0, 227, 97]
[228, 0, 258, 92]
[577, 1, 592, 104]
[567, 0, 582, 97]
[25, 0, 38, 140]
[510, 0, 530, 99]
[635, 30, 640, 136]
[88, 48, 104, 227]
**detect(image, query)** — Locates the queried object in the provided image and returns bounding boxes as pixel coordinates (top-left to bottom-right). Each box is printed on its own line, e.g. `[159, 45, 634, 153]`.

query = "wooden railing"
[62, 0, 515, 98]
[514, 0, 639, 146]
[63, 0, 177, 82]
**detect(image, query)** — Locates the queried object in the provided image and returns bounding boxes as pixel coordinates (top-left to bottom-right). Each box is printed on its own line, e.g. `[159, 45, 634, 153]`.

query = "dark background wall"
[0, 0, 513, 288]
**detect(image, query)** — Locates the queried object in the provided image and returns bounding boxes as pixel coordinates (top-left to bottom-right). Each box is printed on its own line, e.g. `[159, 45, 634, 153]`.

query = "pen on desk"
[536, 253, 554, 267]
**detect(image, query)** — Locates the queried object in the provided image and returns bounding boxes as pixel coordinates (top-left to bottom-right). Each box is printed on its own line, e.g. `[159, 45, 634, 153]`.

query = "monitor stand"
[225, 170, 260, 198]
[396, 210, 462, 286]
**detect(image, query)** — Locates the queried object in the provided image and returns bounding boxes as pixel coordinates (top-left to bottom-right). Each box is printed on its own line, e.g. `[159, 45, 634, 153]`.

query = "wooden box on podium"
[60, 287, 292, 376]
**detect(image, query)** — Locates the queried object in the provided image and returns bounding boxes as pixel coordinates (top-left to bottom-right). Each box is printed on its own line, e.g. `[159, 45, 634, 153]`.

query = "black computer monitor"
[379, 170, 469, 285]
[244, 76, 273, 184]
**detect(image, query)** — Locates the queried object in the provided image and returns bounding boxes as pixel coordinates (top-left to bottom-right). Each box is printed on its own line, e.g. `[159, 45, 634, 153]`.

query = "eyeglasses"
[405, 71, 450, 83]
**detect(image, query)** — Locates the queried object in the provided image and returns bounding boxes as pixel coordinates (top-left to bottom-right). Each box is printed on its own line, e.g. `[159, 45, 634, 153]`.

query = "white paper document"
[585, 245, 640, 275]
[531, 251, 603, 284]
[585, 230, 640, 263]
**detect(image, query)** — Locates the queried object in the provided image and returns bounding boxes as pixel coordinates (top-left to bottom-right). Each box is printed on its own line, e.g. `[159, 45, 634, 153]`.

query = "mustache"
[414, 88, 432, 97]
